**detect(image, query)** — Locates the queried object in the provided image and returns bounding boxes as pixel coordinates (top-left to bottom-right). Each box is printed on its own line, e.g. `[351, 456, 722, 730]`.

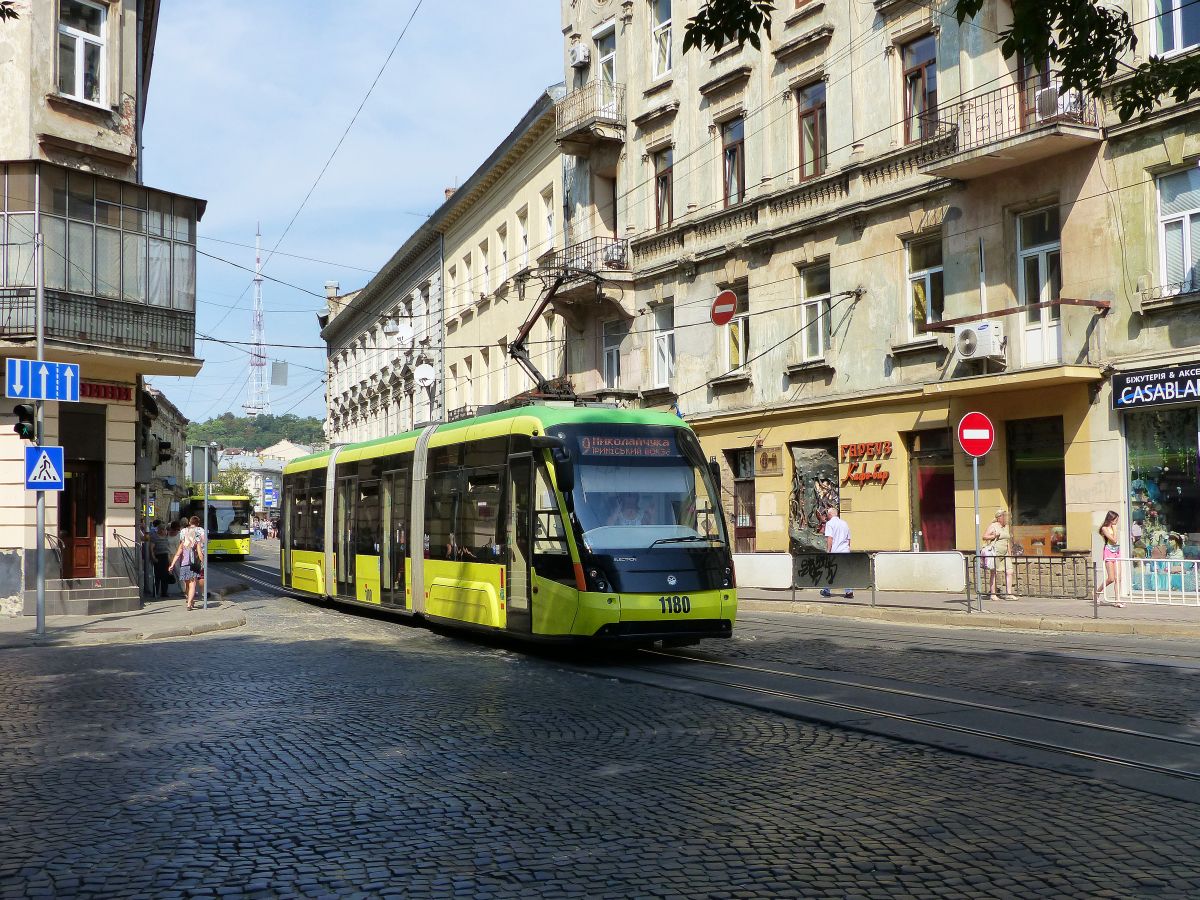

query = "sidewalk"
[739, 587, 1200, 637]
[0, 587, 247, 649]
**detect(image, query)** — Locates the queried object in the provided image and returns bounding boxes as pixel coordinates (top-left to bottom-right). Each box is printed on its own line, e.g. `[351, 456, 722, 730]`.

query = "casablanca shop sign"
[841, 441, 893, 488]
[1112, 362, 1200, 411]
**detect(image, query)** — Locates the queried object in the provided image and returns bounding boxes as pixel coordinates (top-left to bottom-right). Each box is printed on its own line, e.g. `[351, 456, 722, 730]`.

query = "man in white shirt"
[820, 505, 853, 599]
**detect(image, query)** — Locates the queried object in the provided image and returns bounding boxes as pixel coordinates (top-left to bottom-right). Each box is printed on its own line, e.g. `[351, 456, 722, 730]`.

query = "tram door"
[382, 467, 409, 608]
[505, 454, 533, 634]
[336, 476, 356, 597]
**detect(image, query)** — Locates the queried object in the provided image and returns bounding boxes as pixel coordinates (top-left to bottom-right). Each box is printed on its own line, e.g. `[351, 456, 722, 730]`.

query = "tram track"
[564, 647, 1200, 804]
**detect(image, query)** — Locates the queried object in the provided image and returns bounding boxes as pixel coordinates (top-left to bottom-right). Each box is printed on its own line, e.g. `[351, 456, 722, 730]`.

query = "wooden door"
[60, 462, 99, 578]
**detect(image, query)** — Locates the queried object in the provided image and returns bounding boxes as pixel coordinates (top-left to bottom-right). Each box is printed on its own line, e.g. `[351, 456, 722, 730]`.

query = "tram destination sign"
[578, 436, 676, 457]
[1112, 361, 1200, 411]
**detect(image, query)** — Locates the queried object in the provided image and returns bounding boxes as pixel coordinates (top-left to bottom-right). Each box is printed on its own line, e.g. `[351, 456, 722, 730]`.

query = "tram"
[180, 494, 254, 560]
[280, 403, 736, 643]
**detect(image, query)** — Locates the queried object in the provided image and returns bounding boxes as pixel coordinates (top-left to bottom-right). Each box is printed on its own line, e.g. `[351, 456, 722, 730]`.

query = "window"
[797, 81, 827, 180]
[799, 263, 831, 361]
[902, 34, 937, 144]
[651, 0, 672, 78]
[58, 0, 106, 105]
[461, 254, 472, 307]
[1158, 167, 1200, 295]
[722, 118, 745, 207]
[724, 291, 750, 371]
[1126, 407, 1200, 571]
[602, 320, 624, 388]
[1018, 207, 1061, 325]
[517, 208, 530, 267]
[1155, 0, 1200, 55]
[479, 239, 489, 295]
[907, 236, 944, 338]
[1007, 418, 1066, 557]
[542, 188, 556, 250]
[728, 448, 756, 553]
[653, 301, 675, 388]
[479, 347, 491, 406]
[497, 224, 508, 283]
[446, 265, 457, 313]
[654, 147, 673, 229]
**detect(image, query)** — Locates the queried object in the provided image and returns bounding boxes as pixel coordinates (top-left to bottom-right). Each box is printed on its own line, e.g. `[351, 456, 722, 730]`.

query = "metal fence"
[556, 80, 626, 137]
[552, 236, 629, 273]
[965, 552, 1095, 601]
[934, 73, 1099, 156]
[1123, 557, 1200, 606]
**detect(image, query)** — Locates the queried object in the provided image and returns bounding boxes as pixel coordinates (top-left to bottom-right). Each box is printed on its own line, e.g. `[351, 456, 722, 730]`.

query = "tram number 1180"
[658, 595, 692, 614]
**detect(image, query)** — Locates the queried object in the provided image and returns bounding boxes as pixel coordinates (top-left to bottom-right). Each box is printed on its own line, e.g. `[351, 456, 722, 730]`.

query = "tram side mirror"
[530, 435, 573, 492]
[708, 459, 721, 493]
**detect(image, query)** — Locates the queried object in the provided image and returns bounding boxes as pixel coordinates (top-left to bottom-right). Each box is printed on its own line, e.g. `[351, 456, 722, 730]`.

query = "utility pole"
[34, 232, 45, 637]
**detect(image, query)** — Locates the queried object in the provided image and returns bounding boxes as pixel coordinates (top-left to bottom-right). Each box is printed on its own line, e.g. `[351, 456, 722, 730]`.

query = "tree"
[0, 2, 18, 22]
[682, 0, 1200, 121]
[216, 466, 250, 496]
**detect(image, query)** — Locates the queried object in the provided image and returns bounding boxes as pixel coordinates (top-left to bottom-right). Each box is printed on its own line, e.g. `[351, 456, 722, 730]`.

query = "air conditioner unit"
[955, 321, 1005, 362]
[1035, 85, 1084, 121]
[569, 44, 590, 68]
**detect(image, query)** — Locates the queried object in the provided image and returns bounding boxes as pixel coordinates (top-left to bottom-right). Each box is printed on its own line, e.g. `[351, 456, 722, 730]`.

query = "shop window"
[1007, 417, 1066, 556]
[1127, 407, 1199, 564]
[728, 448, 756, 553]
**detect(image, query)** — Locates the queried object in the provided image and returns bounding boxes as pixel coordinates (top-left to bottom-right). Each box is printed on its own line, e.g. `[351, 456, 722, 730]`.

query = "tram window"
[308, 490, 325, 551]
[425, 470, 460, 561]
[355, 480, 381, 555]
[462, 468, 502, 559]
[464, 438, 507, 470]
[533, 465, 569, 557]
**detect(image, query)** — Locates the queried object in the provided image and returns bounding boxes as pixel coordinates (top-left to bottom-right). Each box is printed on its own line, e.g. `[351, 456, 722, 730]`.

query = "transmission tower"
[243, 225, 270, 417]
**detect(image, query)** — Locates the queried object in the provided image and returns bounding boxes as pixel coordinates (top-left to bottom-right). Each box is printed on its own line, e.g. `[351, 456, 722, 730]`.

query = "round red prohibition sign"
[957, 411, 996, 457]
[710, 289, 739, 327]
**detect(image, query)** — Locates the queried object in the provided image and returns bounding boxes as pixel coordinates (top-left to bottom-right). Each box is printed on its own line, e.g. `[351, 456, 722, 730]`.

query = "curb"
[0, 603, 248, 650]
[738, 599, 1200, 638]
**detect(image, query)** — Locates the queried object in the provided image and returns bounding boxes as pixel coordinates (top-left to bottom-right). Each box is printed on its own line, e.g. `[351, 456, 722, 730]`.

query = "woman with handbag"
[170, 516, 206, 611]
[982, 508, 1016, 601]
[1094, 510, 1124, 607]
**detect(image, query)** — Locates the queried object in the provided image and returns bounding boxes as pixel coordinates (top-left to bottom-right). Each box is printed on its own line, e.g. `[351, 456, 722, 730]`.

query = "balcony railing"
[934, 74, 1099, 157]
[551, 236, 630, 273]
[0, 288, 195, 357]
[556, 80, 626, 139]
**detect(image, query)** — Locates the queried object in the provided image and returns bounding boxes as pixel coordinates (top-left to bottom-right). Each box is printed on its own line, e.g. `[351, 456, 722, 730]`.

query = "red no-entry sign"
[710, 290, 738, 327]
[957, 412, 995, 457]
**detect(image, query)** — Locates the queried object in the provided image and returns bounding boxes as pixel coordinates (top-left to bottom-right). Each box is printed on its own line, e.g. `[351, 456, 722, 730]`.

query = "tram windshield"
[185, 498, 252, 537]
[560, 426, 728, 552]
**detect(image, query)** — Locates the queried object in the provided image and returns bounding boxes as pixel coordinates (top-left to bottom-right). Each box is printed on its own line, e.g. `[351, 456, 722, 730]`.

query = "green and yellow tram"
[281, 404, 736, 643]
[180, 495, 254, 560]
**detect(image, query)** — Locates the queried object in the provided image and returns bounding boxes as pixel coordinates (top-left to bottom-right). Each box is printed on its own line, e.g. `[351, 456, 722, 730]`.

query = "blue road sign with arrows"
[6, 359, 80, 402]
[25, 445, 65, 492]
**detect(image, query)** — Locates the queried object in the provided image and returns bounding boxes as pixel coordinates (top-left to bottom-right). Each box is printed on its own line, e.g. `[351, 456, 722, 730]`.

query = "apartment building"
[324, 85, 567, 443]
[0, 0, 205, 614]
[554, 0, 1198, 563]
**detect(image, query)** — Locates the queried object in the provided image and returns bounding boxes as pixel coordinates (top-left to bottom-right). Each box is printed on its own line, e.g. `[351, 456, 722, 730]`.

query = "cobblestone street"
[0, 590, 1198, 898]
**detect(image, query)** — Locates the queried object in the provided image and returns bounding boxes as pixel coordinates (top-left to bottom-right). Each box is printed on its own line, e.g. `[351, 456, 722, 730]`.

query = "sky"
[142, 0, 563, 424]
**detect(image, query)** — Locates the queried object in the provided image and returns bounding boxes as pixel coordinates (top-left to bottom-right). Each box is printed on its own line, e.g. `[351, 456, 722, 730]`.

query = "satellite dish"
[396, 323, 415, 348]
[414, 363, 436, 388]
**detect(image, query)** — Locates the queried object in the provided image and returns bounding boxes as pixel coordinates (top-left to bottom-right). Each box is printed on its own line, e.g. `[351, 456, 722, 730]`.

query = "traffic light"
[12, 404, 34, 441]
[156, 440, 173, 465]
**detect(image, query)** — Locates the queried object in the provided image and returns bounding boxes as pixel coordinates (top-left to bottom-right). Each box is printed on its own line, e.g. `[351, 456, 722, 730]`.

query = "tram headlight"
[723, 566, 733, 588]
[588, 568, 609, 592]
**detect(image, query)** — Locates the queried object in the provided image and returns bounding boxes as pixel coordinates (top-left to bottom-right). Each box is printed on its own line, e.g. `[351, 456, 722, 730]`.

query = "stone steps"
[22, 577, 142, 616]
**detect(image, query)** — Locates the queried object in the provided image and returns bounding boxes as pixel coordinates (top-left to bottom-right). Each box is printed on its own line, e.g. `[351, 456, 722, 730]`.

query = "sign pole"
[972, 456, 981, 613]
[202, 447, 211, 610]
[34, 232, 46, 638]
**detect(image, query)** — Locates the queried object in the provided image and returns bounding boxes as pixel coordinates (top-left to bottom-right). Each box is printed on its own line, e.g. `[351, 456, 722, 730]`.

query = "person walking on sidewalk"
[148, 520, 171, 598]
[170, 516, 206, 611]
[983, 508, 1016, 602]
[820, 506, 854, 600]
[1094, 510, 1124, 608]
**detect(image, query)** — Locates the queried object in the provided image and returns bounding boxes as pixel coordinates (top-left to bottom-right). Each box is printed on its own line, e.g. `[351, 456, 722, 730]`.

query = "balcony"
[555, 80, 626, 151]
[921, 75, 1102, 180]
[541, 237, 632, 308]
[0, 288, 196, 361]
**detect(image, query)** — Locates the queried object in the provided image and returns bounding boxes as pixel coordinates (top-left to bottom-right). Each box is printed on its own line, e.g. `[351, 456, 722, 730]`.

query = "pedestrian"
[149, 519, 171, 598]
[982, 508, 1016, 601]
[1094, 510, 1124, 607]
[170, 516, 206, 610]
[819, 505, 854, 600]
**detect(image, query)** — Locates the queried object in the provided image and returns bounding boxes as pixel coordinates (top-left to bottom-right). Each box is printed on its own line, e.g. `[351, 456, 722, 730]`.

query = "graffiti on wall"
[788, 443, 839, 554]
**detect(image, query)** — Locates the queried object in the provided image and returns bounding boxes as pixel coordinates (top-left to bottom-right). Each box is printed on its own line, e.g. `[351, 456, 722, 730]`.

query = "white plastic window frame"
[906, 236, 944, 340]
[57, 0, 108, 107]
[1157, 169, 1200, 296]
[799, 264, 831, 362]
[1154, 0, 1200, 56]
[651, 0, 672, 79]
[1016, 208, 1062, 324]
[602, 319, 623, 389]
[652, 301, 675, 388]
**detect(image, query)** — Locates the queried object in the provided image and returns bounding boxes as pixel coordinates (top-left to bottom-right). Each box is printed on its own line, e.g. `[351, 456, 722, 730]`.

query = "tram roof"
[286, 404, 689, 474]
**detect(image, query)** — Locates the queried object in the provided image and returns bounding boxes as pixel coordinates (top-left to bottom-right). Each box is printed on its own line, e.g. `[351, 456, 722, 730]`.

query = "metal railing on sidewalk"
[1122, 557, 1200, 606]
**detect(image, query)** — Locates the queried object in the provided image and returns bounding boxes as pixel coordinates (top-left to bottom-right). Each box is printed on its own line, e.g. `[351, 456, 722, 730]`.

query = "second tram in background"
[280, 403, 736, 644]
[180, 494, 254, 560]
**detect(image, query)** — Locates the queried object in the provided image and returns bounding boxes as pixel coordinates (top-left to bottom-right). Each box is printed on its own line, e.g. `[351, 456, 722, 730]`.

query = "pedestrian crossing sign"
[25, 446, 65, 492]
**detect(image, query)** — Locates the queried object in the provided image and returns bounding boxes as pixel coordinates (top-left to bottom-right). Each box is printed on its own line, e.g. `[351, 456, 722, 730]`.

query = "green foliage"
[681, 0, 774, 53]
[186, 413, 323, 452]
[0, 2, 18, 22]
[215, 465, 250, 496]
[685, 0, 1200, 121]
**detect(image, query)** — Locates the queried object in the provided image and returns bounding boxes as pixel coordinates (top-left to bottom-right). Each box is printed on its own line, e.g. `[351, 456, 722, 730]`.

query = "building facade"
[553, 0, 1198, 568]
[0, 0, 205, 614]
